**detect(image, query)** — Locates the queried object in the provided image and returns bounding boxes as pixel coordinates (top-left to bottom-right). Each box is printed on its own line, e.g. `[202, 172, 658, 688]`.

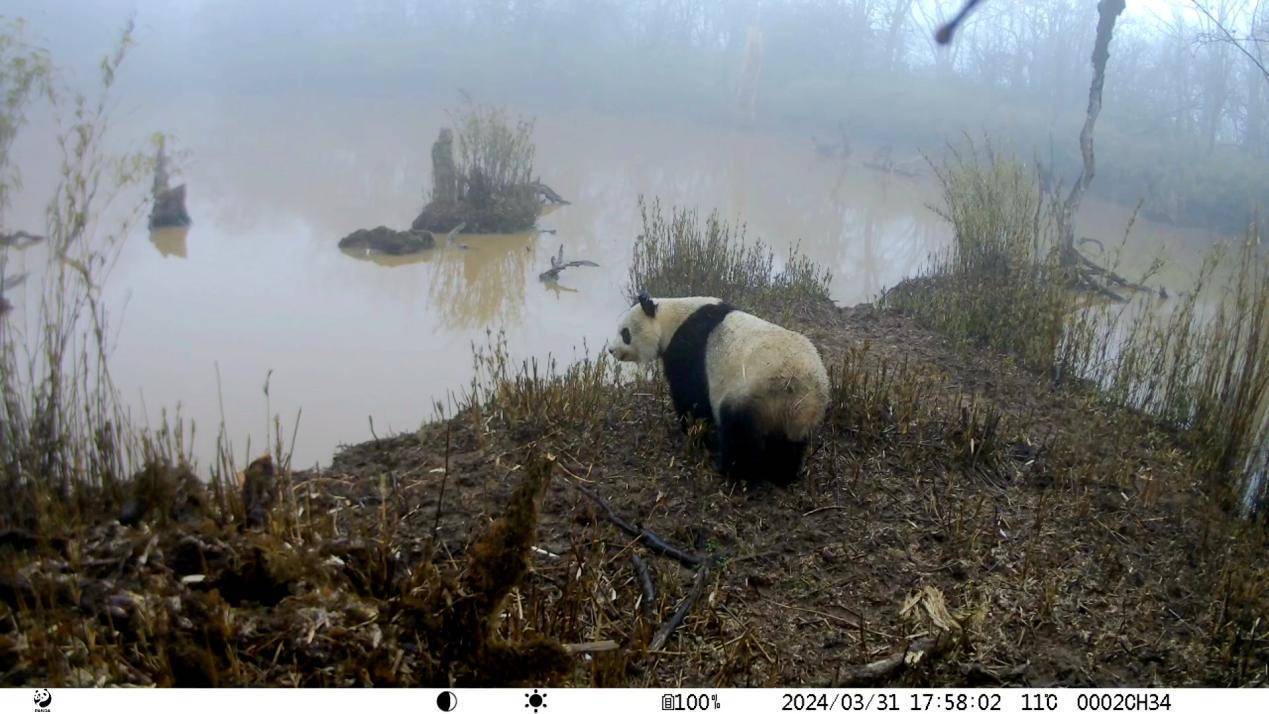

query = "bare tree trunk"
[1247, 53, 1265, 152]
[884, 0, 916, 69]
[1060, 0, 1126, 263]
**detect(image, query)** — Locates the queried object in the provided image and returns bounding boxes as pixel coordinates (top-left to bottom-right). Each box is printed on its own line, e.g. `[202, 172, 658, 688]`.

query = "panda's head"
[608, 291, 662, 363]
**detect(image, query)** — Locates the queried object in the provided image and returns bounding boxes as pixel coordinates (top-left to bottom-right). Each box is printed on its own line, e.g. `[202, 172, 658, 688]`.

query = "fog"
[10, 1, 1265, 230]
[4, 0, 1265, 466]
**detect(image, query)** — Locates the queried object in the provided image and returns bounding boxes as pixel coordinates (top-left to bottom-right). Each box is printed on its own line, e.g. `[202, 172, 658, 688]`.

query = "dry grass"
[883, 143, 1070, 372]
[0, 19, 151, 532]
[887, 143, 1268, 516]
[449, 98, 536, 198]
[628, 197, 831, 320]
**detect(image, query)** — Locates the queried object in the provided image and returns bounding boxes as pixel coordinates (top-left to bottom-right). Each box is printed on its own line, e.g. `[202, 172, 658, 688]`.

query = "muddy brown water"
[4, 95, 1234, 469]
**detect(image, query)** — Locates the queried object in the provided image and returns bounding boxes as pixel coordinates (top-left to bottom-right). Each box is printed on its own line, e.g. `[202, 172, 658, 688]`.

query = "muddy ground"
[2, 303, 1265, 687]
[313, 303, 1267, 686]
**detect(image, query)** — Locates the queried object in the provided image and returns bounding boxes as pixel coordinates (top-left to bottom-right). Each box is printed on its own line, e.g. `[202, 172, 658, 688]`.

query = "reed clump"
[883, 144, 1069, 373]
[412, 100, 542, 234]
[452, 100, 536, 199]
[628, 197, 832, 320]
[1063, 235, 1268, 514]
[887, 142, 1268, 514]
[0, 20, 150, 532]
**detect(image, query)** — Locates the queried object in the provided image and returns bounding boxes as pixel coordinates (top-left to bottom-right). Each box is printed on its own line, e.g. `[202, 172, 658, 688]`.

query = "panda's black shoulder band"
[661, 302, 735, 424]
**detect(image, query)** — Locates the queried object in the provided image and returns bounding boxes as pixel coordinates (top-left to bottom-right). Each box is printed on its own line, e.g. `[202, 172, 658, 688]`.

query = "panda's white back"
[704, 309, 829, 441]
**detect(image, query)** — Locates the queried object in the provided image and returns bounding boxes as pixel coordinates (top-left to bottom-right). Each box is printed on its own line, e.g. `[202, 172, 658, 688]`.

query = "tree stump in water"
[412, 127, 564, 234]
[431, 128, 459, 205]
[150, 184, 191, 230]
[149, 143, 191, 229]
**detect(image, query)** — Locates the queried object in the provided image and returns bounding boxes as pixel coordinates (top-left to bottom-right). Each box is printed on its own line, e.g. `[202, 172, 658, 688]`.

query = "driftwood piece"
[838, 635, 950, 685]
[630, 552, 657, 619]
[539, 245, 599, 282]
[572, 484, 702, 567]
[649, 563, 711, 651]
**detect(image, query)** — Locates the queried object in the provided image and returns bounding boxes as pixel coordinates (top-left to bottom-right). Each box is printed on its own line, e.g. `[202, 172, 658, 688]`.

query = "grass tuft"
[627, 197, 832, 320]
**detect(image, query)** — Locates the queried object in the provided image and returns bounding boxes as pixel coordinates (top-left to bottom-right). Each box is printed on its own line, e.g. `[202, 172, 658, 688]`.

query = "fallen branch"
[649, 563, 711, 651]
[563, 640, 619, 654]
[837, 635, 951, 686]
[958, 661, 1030, 685]
[1076, 253, 1151, 294]
[573, 484, 703, 567]
[630, 552, 657, 619]
[539, 244, 600, 282]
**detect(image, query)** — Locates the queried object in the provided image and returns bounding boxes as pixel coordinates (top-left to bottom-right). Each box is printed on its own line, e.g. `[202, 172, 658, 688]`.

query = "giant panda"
[607, 292, 830, 485]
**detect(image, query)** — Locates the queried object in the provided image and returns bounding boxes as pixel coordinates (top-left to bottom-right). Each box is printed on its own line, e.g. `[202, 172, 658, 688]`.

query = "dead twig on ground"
[631, 552, 657, 619]
[650, 563, 712, 651]
[572, 483, 703, 567]
[837, 635, 951, 685]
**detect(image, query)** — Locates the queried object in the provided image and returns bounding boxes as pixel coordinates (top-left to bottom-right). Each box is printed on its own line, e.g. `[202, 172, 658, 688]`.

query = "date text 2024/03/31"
[777, 692, 1174, 712]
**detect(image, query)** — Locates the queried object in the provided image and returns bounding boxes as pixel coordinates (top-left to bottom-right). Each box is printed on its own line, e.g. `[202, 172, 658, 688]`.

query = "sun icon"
[524, 689, 547, 712]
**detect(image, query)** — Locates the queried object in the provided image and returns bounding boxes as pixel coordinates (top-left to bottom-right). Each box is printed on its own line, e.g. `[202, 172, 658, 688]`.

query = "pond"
[5, 92, 1231, 469]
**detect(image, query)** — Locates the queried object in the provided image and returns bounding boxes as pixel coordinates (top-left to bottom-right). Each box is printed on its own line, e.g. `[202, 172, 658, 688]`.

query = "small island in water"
[339, 102, 568, 258]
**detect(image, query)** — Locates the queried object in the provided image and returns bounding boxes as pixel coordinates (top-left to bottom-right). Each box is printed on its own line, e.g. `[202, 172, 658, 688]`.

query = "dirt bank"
[313, 302, 1267, 686]
[2, 303, 1264, 686]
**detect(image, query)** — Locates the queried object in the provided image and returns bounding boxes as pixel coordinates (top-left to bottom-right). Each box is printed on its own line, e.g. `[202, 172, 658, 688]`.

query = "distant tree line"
[358, 0, 1267, 159]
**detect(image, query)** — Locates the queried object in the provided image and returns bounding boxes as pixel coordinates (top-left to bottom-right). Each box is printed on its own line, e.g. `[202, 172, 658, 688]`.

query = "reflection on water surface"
[149, 226, 190, 259]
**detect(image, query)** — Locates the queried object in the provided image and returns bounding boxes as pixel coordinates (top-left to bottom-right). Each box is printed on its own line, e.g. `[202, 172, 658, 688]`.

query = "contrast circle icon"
[436, 691, 457, 712]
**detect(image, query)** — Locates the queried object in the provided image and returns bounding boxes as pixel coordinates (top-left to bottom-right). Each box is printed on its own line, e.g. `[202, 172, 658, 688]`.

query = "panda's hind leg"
[718, 399, 807, 485]
[717, 400, 762, 480]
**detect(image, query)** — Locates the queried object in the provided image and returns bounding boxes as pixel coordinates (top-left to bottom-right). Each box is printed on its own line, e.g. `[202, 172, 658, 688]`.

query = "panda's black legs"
[717, 401, 763, 480]
[718, 401, 807, 485]
[761, 436, 808, 486]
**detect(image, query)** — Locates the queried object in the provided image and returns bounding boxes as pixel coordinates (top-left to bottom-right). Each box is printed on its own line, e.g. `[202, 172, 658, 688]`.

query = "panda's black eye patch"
[621, 327, 631, 344]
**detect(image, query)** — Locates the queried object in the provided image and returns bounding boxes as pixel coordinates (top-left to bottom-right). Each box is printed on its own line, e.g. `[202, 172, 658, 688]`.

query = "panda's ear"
[637, 290, 657, 317]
